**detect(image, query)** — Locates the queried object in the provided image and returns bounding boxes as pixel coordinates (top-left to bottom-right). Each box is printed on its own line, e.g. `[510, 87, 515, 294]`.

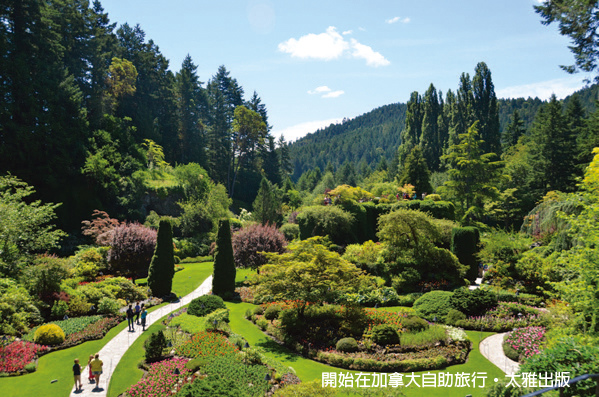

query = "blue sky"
[98, 0, 589, 141]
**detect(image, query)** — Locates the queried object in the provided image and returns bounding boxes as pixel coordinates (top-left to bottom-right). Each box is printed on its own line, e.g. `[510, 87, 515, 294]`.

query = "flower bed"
[124, 357, 189, 397]
[503, 326, 545, 362]
[22, 315, 104, 342]
[61, 316, 121, 347]
[0, 340, 47, 374]
[175, 331, 239, 359]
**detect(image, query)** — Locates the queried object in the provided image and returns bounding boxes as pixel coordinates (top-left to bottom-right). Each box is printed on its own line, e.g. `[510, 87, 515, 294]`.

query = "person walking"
[126, 304, 135, 332]
[90, 353, 103, 390]
[87, 354, 94, 383]
[141, 304, 148, 331]
[72, 358, 82, 392]
[134, 301, 141, 325]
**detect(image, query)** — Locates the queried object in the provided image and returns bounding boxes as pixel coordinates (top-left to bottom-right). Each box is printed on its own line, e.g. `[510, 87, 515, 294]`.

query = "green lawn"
[136, 261, 213, 297]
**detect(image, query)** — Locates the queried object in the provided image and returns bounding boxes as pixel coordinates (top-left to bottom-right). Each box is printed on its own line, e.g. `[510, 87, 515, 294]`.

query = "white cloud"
[496, 76, 587, 100]
[350, 39, 391, 67]
[342, 30, 353, 35]
[322, 90, 345, 98]
[308, 86, 332, 94]
[278, 26, 390, 67]
[386, 16, 410, 24]
[272, 118, 344, 141]
[278, 26, 348, 61]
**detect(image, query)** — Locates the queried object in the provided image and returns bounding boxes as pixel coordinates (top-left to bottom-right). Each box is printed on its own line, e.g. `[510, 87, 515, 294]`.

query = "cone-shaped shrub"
[212, 219, 236, 298]
[451, 226, 480, 281]
[148, 220, 175, 297]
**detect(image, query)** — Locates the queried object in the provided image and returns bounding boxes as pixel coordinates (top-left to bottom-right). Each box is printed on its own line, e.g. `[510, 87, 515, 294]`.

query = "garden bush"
[232, 223, 287, 269]
[34, 323, 65, 345]
[50, 300, 69, 319]
[256, 317, 269, 331]
[212, 219, 236, 298]
[401, 325, 447, 347]
[144, 330, 167, 362]
[264, 304, 282, 320]
[371, 324, 400, 346]
[451, 226, 480, 280]
[0, 278, 42, 335]
[147, 219, 176, 297]
[253, 306, 264, 315]
[450, 287, 497, 316]
[187, 294, 226, 317]
[21, 255, 71, 303]
[336, 337, 358, 352]
[97, 297, 121, 315]
[402, 316, 429, 332]
[296, 205, 356, 245]
[107, 222, 157, 278]
[445, 309, 467, 325]
[205, 308, 230, 327]
[169, 313, 207, 334]
[279, 223, 299, 241]
[503, 341, 520, 362]
[413, 290, 455, 322]
[67, 294, 92, 316]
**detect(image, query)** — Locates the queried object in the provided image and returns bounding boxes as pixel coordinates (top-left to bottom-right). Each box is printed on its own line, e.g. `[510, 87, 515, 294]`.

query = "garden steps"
[479, 332, 520, 375]
[68, 276, 213, 397]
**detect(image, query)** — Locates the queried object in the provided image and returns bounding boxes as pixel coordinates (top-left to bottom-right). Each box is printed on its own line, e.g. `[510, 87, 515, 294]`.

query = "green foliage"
[296, 205, 356, 245]
[187, 295, 226, 317]
[50, 300, 69, 319]
[401, 325, 447, 347]
[264, 304, 282, 320]
[371, 324, 400, 346]
[0, 281, 42, 336]
[446, 309, 467, 325]
[97, 297, 121, 316]
[342, 240, 385, 275]
[205, 308, 230, 328]
[72, 247, 109, 281]
[451, 226, 481, 280]
[34, 323, 66, 346]
[177, 377, 246, 397]
[252, 178, 282, 225]
[144, 330, 167, 362]
[212, 219, 236, 298]
[401, 316, 429, 332]
[413, 291, 455, 322]
[21, 254, 71, 302]
[179, 183, 231, 238]
[168, 313, 207, 334]
[398, 146, 433, 194]
[450, 288, 497, 316]
[273, 380, 337, 397]
[0, 175, 66, 278]
[336, 337, 359, 352]
[148, 219, 176, 297]
[279, 223, 299, 241]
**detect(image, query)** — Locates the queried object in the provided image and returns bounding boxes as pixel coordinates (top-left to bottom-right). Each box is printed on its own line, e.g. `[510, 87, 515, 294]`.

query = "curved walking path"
[479, 332, 520, 375]
[69, 276, 213, 397]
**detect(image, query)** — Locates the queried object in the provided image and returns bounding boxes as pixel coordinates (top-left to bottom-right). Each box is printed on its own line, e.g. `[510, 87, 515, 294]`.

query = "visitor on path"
[126, 305, 135, 331]
[87, 354, 94, 383]
[135, 301, 141, 325]
[90, 353, 103, 390]
[141, 305, 147, 331]
[72, 358, 82, 392]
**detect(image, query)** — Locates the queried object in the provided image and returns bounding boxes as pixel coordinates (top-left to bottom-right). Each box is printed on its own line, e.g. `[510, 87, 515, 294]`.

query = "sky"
[98, 0, 590, 141]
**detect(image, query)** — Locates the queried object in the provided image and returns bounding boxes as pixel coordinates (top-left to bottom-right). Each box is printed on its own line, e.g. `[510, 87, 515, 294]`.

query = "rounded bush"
[253, 306, 264, 315]
[97, 297, 121, 316]
[450, 288, 497, 317]
[402, 316, 429, 332]
[371, 324, 400, 346]
[187, 295, 226, 317]
[336, 337, 359, 352]
[413, 290, 455, 322]
[232, 223, 287, 269]
[264, 304, 282, 321]
[34, 323, 65, 346]
[279, 223, 300, 241]
[446, 309, 467, 325]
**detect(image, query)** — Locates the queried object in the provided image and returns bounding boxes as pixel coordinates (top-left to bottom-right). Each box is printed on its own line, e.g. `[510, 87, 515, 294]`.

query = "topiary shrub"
[402, 316, 429, 332]
[445, 309, 467, 325]
[336, 337, 359, 352]
[188, 295, 226, 317]
[144, 330, 167, 362]
[34, 323, 65, 346]
[451, 226, 481, 281]
[264, 304, 282, 321]
[147, 219, 175, 297]
[232, 223, 287, 269]
[413, 290, 455, 322]
[108, 222, 157, 279]
[450, 288, 497, 316]
[296, 205, 356, 245]
[279, 223, 300, 242]
[371, 324, 400, 346]
[212, 219, 236, 299]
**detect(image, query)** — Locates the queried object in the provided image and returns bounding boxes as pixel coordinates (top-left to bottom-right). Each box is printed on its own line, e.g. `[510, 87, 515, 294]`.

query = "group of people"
[72, 353, 103, 392]
[397, 192, 427, 200]
[126, 301, 148, 332]
[72, 301, 149, 392]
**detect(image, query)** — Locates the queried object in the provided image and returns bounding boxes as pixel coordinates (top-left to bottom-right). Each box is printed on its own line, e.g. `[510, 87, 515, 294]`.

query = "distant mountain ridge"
[289, 84, 598, 180]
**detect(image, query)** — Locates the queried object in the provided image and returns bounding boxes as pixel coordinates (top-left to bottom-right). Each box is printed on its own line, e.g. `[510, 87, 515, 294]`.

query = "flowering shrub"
[504, 326, 545, 360]
[235, 286, 255, 303]
[0, 340, 47, 373]
[232, 223, 287, 269]
[125, 357, 189, 397]
[175, 331, 239, 359]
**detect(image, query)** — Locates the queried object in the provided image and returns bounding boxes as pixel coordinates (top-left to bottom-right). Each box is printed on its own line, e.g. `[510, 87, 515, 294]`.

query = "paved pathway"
[70, 276, 213, 397]
[479, 332, 520, 375]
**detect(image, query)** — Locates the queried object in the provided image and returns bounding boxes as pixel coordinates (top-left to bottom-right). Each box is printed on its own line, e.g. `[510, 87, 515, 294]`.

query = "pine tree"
[261, 135, 281, 186]
[212, 219, 236, 299]
[147, 219, 175, 297]
[502, 110, 525, 150]
[399, 146, 433, 195]
[252, 178, 281, 225]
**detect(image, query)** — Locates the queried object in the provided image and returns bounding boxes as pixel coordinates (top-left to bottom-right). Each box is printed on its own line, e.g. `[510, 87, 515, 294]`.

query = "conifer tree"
[147, 219, 175, 297]
[502, 110, 525, 150]
[212, 219, 236, 298]
[399, 146, 433, 195]
[420, 84, 440, 171]
[397, 91, 423, 168]
[253, 178, 281, 225]
[472, 62, 501, 155]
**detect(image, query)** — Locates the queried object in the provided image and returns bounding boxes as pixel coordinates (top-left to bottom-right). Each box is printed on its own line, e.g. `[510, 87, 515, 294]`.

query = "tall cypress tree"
[212, 219, 236, 298]
[472, 62, 500, 155]
[420, 84, 440, 171]
[147, 219, 175, 297]
[397, 91, 423, 169]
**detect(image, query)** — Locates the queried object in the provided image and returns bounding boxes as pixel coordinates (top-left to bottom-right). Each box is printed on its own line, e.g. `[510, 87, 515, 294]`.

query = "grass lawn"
[226, 301, 505, 397]
[106, 321, 167, 397]
[136, 261, 213, 297]
[0, 320, 129, 397]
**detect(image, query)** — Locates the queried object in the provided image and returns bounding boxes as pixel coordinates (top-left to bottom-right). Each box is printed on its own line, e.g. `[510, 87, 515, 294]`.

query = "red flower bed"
[0, 340, 47, 373]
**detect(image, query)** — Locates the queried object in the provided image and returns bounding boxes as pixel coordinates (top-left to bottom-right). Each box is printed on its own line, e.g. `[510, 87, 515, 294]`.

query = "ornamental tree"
[147, 220, 175, 297]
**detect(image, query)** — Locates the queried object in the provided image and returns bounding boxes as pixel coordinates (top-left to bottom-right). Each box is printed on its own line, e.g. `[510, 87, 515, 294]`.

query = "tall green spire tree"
[212, 219, 236, 298]
[252, 178, 282, 225]
[420, 84, 441, 171]
[397, 91, 423, 169]
[398, 146, 433, 195]
[147, 219, 175, 297]
[472, 62, 501, 155]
